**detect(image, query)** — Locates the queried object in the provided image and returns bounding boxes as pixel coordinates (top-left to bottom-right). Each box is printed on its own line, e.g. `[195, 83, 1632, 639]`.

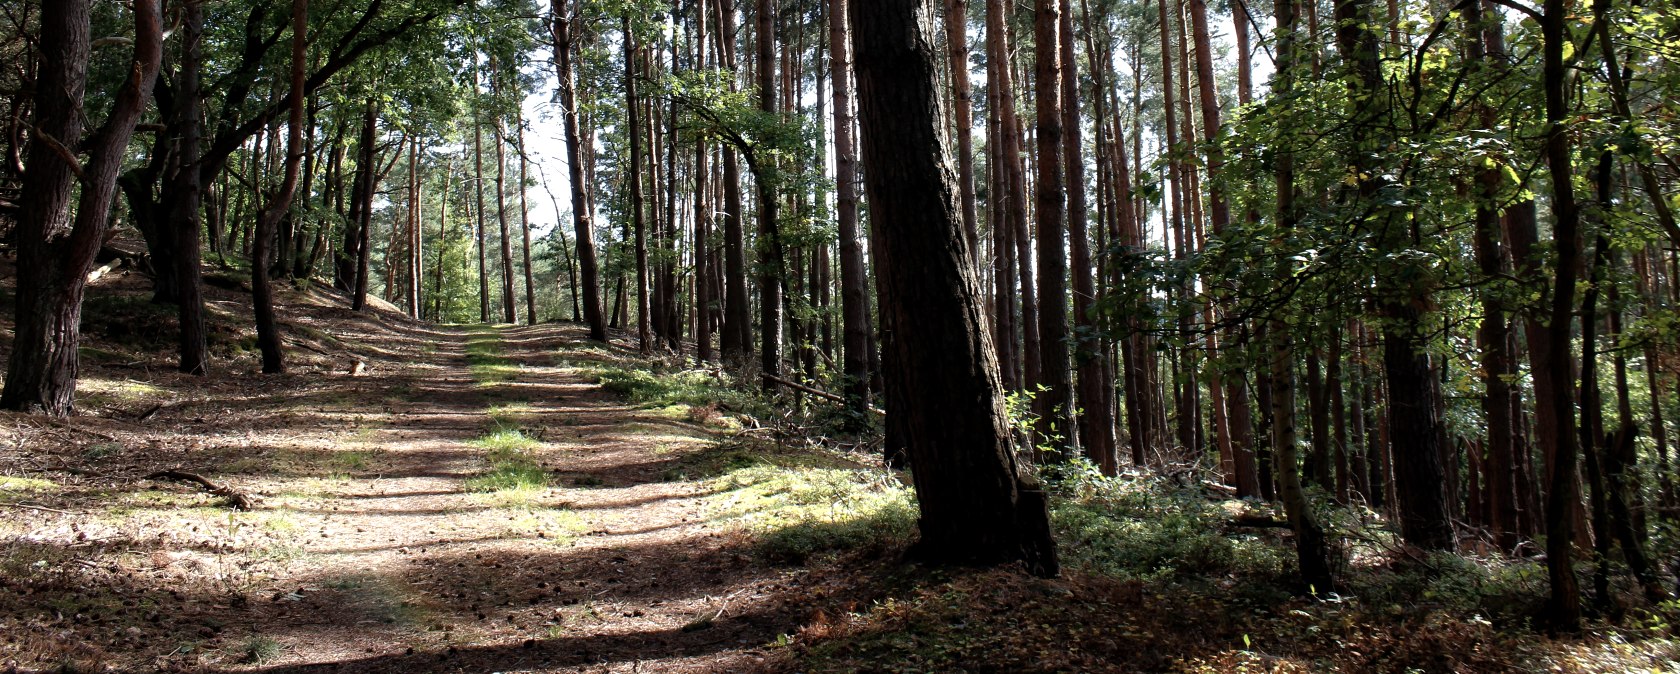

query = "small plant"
[239, 635, 284, 665]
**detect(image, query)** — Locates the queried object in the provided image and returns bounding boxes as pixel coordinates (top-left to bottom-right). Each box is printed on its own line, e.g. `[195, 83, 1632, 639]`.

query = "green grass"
[589, 364, 760, 419]
[705, 449, 916, 564]
[238, 634, 284, 665]
[466, 426, 549, 497]
[1047, 465, 1289, 582]
[466, 327, 517, 387]
[0, 475, 60, 494]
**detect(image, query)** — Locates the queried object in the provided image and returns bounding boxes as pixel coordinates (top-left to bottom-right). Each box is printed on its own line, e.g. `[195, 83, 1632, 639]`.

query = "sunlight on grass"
[75, 377, 166, 407]
[708, 460, 915, 563]
[0, 475, 60, 494]
[466, 425, 549, 496]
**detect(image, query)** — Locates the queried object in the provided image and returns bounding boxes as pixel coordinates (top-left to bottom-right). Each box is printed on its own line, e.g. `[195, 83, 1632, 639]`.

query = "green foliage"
[705, 449, 916, 564]
[1048, 465, 1288, 581]
[589, 363, 763, 418]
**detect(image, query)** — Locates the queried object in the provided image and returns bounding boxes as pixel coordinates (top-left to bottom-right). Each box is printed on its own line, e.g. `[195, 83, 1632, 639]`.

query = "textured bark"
[552, 2, 607, 341]
[1064, 0, 1115, 471]
[169, 1, 209, 375]
[349, 100, 377, 313]
[1467, 0, 1518, 550]
[945, 0, 979, 260]
[1033, 0, 1075, 456]
[755, 0, 786, 388]
[851, 0, 1057, 576]
[1, 0, 163, 414]
[251, 0, 310, 375]
[830, 0, 872, 416]
[493, 110, 518, 323]
[695, 0, 715, 362]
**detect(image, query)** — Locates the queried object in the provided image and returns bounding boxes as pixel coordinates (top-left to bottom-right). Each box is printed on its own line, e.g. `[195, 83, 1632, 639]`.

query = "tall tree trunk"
[626, 14, 653, 352]
[1064, 0, 1115, 471]
[170, 1, 209, 375]
[1539, 0, 1584, 629]
[756, 0, 787, 389]
[552, 2, 607, 341]
[493, 106, 518, 323]
[350, 99, 377, 313]
[830, 0, 872, 418]
[945, 0, 979, 260]
[694, 0, 715, 361]
[515, 117, 538, 325]
[1, 0, 163, 414]
[717, 0, 752, 366]
[1033, 0, 1075, 456]
[251, 0, 309, 374]
[851, 0, 1057, 576]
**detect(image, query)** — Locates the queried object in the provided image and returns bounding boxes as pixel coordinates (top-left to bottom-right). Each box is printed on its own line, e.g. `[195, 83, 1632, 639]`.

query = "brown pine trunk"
[756, 0, 787, 387]
[626, 16, 652, 352]
[493, 103, 518, 324]
[1, 0, 163, 414]
[552, 1, 608, 341]
[829, 0, 873, 416]
[350, 99, 377, 313]
[1033, 0, 1075, 456]
[851, 0, 1057, 576]
[251, 0, 308, 374]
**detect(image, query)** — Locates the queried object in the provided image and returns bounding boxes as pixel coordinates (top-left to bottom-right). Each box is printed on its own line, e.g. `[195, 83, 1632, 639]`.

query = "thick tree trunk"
[1064, 0, 1115, 471]
[851, 0, 1057, 576]
[2, 0, 162, 414]
[494, 111, 518, 323]
[756, 0, 786, 389]
[1540, 0, 1583, 629]
[350, 99, 377, 313]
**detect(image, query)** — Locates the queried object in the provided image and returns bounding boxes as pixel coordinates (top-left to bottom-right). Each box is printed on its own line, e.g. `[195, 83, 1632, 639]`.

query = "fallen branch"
[144, 470, 255, 510]
[761, 374, 886, 416]
[1, 502, 78, 515]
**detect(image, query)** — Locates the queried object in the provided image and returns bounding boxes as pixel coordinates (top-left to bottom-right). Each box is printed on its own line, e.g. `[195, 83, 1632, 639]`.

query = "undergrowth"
[701, 442, 915, 564]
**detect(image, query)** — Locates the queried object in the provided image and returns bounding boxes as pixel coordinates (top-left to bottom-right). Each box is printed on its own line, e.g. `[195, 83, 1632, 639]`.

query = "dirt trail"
[1, 321, 813, 673]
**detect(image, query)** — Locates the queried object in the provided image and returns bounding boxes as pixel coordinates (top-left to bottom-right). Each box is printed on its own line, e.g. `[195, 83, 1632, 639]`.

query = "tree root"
[144, 470, 255, 510]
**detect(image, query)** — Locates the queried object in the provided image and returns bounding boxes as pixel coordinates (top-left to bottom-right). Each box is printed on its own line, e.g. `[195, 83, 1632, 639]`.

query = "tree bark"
[1, 0, 163, 414]
[850, 0, 1058, 576]
[552, 1, 607, 341]
[1033, 0, 1075, 456]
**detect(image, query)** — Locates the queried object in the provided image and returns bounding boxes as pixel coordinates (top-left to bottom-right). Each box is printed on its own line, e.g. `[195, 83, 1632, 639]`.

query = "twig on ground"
[144, 470, 256, 510]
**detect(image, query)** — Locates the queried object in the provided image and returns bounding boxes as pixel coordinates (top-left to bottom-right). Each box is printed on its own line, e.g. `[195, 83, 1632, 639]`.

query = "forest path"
[1, 320, 806, 674]
[231, 322, 799, 673]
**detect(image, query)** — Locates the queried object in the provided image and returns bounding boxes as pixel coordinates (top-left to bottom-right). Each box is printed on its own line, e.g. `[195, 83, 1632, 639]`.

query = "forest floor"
[3, 262, 1680, 673]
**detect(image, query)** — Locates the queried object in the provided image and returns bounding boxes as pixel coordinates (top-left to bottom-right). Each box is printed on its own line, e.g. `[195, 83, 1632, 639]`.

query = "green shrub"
[1049, 466, 1287, 581]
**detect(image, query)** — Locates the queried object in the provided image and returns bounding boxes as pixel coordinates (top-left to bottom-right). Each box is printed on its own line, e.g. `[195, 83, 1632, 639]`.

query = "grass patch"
[466, 426, 548, 497]
[1048, 466, 1289, 582]
[589, 364, 759, 419]
[707, 450, 915, 564]
[76, 377, 166, 408]
[0, 475, 61, 494]
[466, 327, 517, 387]
[239, 634, 284, 665]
